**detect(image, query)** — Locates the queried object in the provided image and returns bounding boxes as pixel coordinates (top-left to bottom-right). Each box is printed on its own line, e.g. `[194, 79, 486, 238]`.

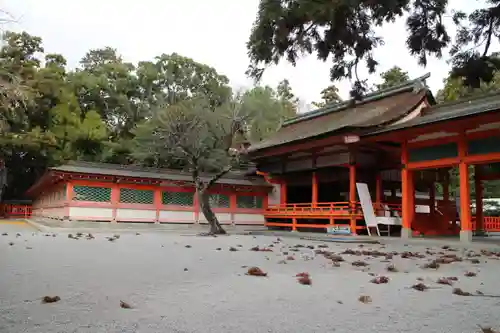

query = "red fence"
[472, 216, 500, 232]
[0, 204, 32, 218]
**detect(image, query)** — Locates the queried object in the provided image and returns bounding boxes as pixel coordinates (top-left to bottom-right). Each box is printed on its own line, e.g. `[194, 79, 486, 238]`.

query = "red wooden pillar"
[154, 188, 162, 224]
[64, 181, 73, 221]
[230, 192, 237, 226]
[111, 183, 119, 223]
[475, 165, 484, 235]
[401, 141, 414, 238]
[458, 134, 472, 242]
[280, 183, 287, 205]
[312, 172, 318, 207]
[349, 164, 357, 235]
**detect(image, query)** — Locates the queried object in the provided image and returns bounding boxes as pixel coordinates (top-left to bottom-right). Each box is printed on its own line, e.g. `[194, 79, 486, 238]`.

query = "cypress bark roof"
[248, 74, 432, 153]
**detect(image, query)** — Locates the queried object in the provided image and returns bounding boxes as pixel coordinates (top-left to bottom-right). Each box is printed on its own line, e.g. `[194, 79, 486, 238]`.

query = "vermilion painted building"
[249, 73, 500, 242]
[25, 74, 500, 241]
[26, 161, 274, 225]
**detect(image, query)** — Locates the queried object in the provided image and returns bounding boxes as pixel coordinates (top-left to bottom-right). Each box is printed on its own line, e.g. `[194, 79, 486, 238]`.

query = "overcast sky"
[2, 0, 494, 110]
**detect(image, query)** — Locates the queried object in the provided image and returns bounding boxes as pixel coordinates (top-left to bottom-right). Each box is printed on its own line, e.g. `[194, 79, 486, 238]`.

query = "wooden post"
[349, 164, 357, 235]
[375, 172, 382, 215]
[280, 183, 287, 205]
[401, 141, 414, 238]
[475, 165, 484, 235]
[312, 171, 318, 207]
[154, 188, 162, 224]
[292, 217, 297, 231]
[458, 134, 472, 242]
[111, 183, 119, 223]
[429, 181, 435, 217]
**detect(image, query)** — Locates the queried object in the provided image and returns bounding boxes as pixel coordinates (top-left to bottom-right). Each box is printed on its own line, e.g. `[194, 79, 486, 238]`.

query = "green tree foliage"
[375, 66, 410, 90]
[0, 30, 299, 201]
[240, 84, 297, 142]
[312, 85, 343, 108]
[246, 1, 499, 98]
[131, 97, 249, 234]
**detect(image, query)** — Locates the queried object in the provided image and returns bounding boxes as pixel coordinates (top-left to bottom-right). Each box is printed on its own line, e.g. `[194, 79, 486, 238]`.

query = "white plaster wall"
[268, 184, 281, 205]
[69, 207, 113, 220]
[199, 213, 232, 225]
[159, 210, 196, 223]
[233, 213, 265, 225]
[116, 208, 155, 221]
[35, 207, 65, 219]
[392, 101, 428, 125]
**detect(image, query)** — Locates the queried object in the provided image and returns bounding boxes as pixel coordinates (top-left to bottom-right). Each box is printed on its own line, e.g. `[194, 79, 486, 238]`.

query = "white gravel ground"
[1, 231, 500, 333]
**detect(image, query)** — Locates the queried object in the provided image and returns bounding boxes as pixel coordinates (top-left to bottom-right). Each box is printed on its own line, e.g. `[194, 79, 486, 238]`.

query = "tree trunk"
[197, 187, 226, 235]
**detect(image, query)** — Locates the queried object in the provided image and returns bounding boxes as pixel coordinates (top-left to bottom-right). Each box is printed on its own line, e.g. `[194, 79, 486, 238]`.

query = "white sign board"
[343, 135, 360, 144]
[327, 225, 351, 235]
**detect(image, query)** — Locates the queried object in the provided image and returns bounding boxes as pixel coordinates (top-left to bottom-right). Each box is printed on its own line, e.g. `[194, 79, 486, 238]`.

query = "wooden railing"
[265, 202, 359, 216]
[472, 216, 500, 232]
[1, 204, 32, 218]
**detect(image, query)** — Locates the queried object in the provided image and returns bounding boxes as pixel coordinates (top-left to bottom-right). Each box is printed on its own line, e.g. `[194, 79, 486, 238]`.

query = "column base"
[400, 228, 412, 239]
[460, 230, 473, 242]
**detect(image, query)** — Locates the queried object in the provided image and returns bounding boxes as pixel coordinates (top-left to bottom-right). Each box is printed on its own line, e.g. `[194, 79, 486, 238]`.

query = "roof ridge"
[429, 90, 500, 112]
[283, 73, 431, 127]
[58, 161, 255, 179]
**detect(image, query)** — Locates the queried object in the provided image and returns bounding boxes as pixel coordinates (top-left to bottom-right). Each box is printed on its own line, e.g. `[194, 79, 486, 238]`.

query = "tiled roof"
[365, 91, 500, 137]
[249, 74, 431, 153]
[49, 161, 268, 187]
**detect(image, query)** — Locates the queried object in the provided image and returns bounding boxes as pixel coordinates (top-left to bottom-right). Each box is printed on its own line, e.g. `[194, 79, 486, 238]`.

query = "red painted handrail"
[1, 204, 32, 218]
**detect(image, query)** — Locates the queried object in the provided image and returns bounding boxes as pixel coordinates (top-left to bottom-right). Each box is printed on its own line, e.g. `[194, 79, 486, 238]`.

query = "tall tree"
[375, 66, 410, 90]
[132, 97, 249, 234]
[246, 1, 499, 98]
[240, 85, 297, 142]
[276, 79, 299, 114]
[312, 85, 342, 108]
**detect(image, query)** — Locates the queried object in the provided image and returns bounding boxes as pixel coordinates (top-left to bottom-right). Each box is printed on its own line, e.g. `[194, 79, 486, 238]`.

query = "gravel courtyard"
[1, 230, 500, 333]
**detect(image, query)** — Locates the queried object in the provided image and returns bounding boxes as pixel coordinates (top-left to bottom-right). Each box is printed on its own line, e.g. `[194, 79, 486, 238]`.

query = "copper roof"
[249, 75, 431, 153]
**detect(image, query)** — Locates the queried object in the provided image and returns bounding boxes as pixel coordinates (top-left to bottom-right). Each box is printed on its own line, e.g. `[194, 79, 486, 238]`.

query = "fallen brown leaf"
[386, 264, 398, 272]
[452, 288, 472, 296]
[295, 272, 309, 278]
[352, 260, 369, 267]
[437, 277, 454, 285]
[120, 300, 132, 308]
[286, 255, 295, 260]
[422, 260, 440, 269]
[358, 295, 372, 304]
[411, 283, 429, 291]
[229, 247, 238, 252]
[297, 276, 312, 285]
[465, 271, 477, 277]
[42, 296, 60, 304]
[370, 276, 389, 284]
[246, 267, 267, 277]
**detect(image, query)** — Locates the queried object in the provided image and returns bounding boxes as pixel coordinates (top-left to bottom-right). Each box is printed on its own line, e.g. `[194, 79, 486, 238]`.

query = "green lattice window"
[119, 188, 154, 204]
[73, 185, 111, 202]
[162, 191, 194, 206]
[209, 194, 230, 208]
[237, 195, 263, 209]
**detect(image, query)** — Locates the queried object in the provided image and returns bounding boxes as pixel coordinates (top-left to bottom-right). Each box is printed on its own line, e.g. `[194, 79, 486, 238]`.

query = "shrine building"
[22, 73, 500, 242]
